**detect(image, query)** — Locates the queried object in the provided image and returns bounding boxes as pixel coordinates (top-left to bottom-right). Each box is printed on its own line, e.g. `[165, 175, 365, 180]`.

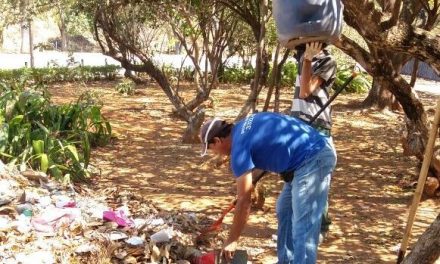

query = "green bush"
[280, 61, 298, 86]
[116, 78, 136, 95]
[0, 65, 120, 85]
[0, 82, 111, 182]
[221, 66, 255, 84]
[334, 66, 371, 94]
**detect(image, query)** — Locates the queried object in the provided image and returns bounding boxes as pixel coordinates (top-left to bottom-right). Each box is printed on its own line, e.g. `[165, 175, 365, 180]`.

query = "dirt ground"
[48, 80, 440, 264]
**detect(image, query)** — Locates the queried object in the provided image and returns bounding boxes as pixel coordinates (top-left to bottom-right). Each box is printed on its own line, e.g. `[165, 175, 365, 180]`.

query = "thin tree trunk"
[235, 0, 268, 121]
[401, 213, 440, 264]
[28, 20, 34, 68]
[263, 43, 281, 112]
[264, 47, 289, 112]
[57, 2, 68, 52]
[60, 24, 68, 51]
[0, 27, 4, 49]
[410, 58, 419, 87]
[20, 22, 26, 54]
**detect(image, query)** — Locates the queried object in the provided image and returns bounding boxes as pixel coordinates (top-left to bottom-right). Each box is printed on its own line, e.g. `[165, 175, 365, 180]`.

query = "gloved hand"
[303, 42, 323, 61]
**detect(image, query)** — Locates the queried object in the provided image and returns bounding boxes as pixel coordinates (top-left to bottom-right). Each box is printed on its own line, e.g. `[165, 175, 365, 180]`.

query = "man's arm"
[222, 170, 253, 259]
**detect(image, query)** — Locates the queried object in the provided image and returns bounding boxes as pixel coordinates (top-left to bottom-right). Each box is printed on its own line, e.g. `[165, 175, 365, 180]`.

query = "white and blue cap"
[200, 117, 223, 157]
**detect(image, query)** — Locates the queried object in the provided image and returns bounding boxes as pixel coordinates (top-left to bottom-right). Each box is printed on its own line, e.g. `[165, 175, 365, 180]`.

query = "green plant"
[115, 78, 136, 95]
[280, 61, 298, 86]
[0, 82, 111, 182]
[0, 65, 120, 85]
[334, 66, 372, 94]
[221, 66, 255, 84]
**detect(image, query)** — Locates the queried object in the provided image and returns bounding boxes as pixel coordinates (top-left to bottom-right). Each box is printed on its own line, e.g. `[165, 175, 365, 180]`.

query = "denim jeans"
[276, 140, 337, 264]
[320, 136, 334, 234]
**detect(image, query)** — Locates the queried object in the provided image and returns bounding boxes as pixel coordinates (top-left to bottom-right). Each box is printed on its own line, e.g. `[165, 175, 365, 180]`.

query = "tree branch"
[381, 0, 402, 30]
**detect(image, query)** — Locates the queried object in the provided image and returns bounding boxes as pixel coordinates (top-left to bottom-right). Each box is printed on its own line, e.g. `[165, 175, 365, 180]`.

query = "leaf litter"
[0, 160, 227, 263]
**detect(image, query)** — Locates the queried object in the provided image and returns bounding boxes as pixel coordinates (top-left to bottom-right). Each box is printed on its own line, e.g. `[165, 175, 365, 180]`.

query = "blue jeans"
[276, 140, 337, 264]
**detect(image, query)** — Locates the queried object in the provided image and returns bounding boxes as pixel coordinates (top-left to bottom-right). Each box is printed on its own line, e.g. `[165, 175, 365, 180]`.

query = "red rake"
[196, 171, 268, 242]
[196, 200, 237, 241]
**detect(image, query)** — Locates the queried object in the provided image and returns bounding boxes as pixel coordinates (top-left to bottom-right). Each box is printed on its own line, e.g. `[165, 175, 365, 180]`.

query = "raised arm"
[299, 42, 324, 99]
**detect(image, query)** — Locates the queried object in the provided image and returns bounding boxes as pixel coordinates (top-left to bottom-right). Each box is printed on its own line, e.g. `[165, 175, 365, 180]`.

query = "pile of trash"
[0, 161, 226, 263]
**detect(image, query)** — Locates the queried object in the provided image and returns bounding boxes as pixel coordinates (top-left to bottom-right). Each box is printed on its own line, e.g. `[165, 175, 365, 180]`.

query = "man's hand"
[303, 42, 322, 61]
[222, 241, 237, 262]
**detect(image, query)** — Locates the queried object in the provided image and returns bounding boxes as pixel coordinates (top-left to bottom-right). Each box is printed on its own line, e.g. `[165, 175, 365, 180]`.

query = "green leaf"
[49, 165, 63, 180]
[90, 106, 101, 123]
[9, 115, 24, 126]
[0, 124, 8, 153]
[35, 121, 50, 135]
[40, 153, 48, 173]
[83, 133, 91, 167]
[0, 152, 13, 158]
[32, 140, 44, 154]
[66, 145, 79, 162]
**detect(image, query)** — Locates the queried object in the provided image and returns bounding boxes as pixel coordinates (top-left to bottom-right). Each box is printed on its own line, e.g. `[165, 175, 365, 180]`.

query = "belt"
[313, 125, 331, 137]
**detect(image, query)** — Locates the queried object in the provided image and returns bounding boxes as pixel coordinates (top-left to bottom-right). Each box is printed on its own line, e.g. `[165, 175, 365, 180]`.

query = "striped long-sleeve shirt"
[291, 49, 336, 130]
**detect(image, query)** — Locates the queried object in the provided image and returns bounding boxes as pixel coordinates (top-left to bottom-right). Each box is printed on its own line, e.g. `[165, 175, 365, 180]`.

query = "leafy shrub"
[0, 82, 111, 182]
[221, 66, 255, 84]
[0, 65, 120, 85]
[334, 66, 372, 94]
[280, 61, 298, 86]
[161, 65, 194, 83]
[116, 78, 136, 95]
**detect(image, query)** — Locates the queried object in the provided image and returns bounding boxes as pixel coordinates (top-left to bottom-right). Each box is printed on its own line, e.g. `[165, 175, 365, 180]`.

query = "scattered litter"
[38, 196, 52, 208]
[0, 160, 5, 174]
[0, 216, 10, 230]
[15, 251, 55, 264]
[150, 228, 174, 243]
[133, 218, 147, 229]
[126, 236, 144, 246]
[0, 166, 226, 263]
[148, 217, 165, 226]
[54, 195, 76, 208]
[15, 203, 33, 215]
[31, 207, 81, 233]
[109, 231, 129, 241]
[15, 214, 32, 234]
[0, 180, 17, 206]
[103, 209, 134, 227]
[75, 243, 98, 254]
[24, 191, 41, 204]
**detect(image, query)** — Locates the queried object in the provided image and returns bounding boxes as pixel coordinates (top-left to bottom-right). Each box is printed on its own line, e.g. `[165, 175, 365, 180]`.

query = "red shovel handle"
[197, 170, 269, 239]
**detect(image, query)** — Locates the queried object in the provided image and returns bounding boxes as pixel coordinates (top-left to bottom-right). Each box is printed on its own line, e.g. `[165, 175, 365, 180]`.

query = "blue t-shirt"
[231, 112, 326, 177]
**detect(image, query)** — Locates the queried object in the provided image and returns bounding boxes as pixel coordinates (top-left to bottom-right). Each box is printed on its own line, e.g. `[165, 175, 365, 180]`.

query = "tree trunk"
[263, 43, 281, 112]
[0, 27, 4, 49]
[59, 23, 68, 51]
[410, 58, 419, 87]
[235, 0, 268, 121]
[20, 22, 26, 54]
[362, 78, 401, 111]
[28, 20, 34, 68]
[181, 108, 205, 143]
[264, 47, 290, 112]
[401, 213, 440, 264]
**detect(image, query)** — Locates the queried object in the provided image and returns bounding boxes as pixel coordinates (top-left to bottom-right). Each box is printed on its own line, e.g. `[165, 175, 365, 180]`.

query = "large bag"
[273, 0, 344, 49]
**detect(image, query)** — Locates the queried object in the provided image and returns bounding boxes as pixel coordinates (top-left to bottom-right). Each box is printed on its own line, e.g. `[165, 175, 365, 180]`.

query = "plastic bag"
[273, 0, 344, 49]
